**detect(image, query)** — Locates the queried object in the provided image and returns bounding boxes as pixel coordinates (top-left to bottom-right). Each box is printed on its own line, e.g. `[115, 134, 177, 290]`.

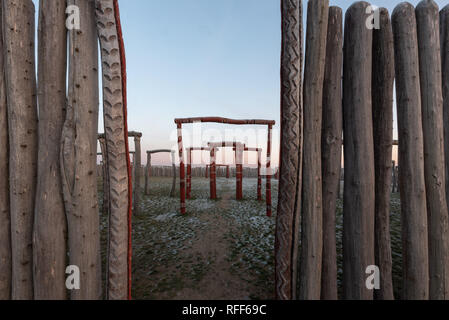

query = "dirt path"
[174, 191, 251, 300]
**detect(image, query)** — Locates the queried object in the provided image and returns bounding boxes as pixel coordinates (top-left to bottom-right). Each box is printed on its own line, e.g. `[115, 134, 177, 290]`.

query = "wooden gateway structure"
[175, 117, 275, 216]
[145, 149, 177, 197]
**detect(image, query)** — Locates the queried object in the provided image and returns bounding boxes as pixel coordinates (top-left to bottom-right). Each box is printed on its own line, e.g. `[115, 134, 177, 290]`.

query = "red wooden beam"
[175, 117, 275, 126]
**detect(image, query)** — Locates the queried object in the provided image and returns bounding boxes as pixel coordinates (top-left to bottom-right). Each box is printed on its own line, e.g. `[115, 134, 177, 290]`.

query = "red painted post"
[186, 148, 192, 199]
[235, 145, 244, 200]
[266, 125, 273, 216]
[257, 149, 262, 201]
[177, 123, 186, 214]
[210, 148, 217, 199]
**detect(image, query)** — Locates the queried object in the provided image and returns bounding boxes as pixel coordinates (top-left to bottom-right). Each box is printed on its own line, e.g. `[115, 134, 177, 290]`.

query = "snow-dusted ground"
[99, 176, 403, 300]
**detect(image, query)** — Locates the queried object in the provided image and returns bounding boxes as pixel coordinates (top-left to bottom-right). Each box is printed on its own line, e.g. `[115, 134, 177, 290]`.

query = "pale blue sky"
[32, 0, 448, 166]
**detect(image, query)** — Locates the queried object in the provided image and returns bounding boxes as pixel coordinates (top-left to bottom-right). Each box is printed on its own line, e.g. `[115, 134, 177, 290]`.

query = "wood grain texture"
[392, 2, 429, 299]
[300, 0, 329, 300]
[342, 1, 375, 300]
[0, 0, 11, 301]
[321, 6, 342, 301]
[33, 0, 68, 300]
[2, 0, 38, 300]
[96, 0, 130, 300]
[275, 0, 303, 300]
[441, 5, 449, 223]
[61, 0, 101, 300]
[372, 7, 395, 300]
[416, 0, 449, 300]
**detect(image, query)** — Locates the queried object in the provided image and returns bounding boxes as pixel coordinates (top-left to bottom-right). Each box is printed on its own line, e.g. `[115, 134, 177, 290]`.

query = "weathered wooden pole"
[33, 0, 68, 300]
[416, 0, 449, 300]
[133, 136, 142, 215]
[276, 0, 303, 300]
[61, 0, 101, 300]
[372, 7, 395, 300]
[441, 5, 449, 216]
[210, 147, 217, 199]
[299, 0, 329, 300]
[145, 152, 151, 195]
[96, 0, 131, 299]
[99, 136, 110, 216]
[0, 1, 11, 300]
[257, 149, 262, 201]
[3, 0, 38, 300]
[391, 161, 397, 193]
[236, 144, 244, 200]
[321, 5, 342, 301]
[392, 2, 429, 300]
[177, 123, 186, 214]
[266, 125, 273, 216]
[342, 1, 375, 300]
[170, 151, 176, 197]
[186, 148, 192, 199]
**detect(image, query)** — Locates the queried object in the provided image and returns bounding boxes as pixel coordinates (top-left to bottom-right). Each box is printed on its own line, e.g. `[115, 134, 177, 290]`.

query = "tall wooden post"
[210, 147, 217, 199]
[61, 0, 101, 300]
[170, 151, 176, 197]
[276, 0, 303, 300]
[97, 0, 132, 299]
[145, 152, 151, 195]
[342, 1, 375, 300]
[441, 5, 449, 218]
[392, 2, 429, 300]
[3, 0, 38, 300]
[257, 149, 262, 201]
[0, 1, 11, 300]
[372, 7, 395, 300]
[300, 0, 329, 300]
[321, 5, 342, 301]
[34, 0, 68, 300]
[133, 136, 142, 216]
[177, 123, 186, 214]
[187, 148, 192, 199]
[235, 144, 244, 200]
[416, 0, 449, 300]
[266, 125, 273, 216]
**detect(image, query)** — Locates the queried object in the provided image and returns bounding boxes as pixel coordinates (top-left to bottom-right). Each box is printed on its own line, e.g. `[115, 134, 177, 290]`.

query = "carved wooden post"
[0, 1, 11, 300]
[416, 0, 449, 300]
[96, 0, 131, 299]
[133, 135, 142, 216]
[372, 7, 395, 300]
[321, 5, 342, 301]
[177, 123, 186, 214]
[392, 2, 429, 300]
[257, 149, 262, 201]
[33, 0, 68, 300]
[170, 151, 176, 197]
[3, 0, 38, 300]
[145, 152, 151, 195]
[441, 5, 449, 216]
[210, 147, 217, 199]
[276, 0, 303, 300]
[61, 0, 101, 300]
[300, 0, 328, 300]
[187, 148, 192, 199]
[343, 1, 375, 300]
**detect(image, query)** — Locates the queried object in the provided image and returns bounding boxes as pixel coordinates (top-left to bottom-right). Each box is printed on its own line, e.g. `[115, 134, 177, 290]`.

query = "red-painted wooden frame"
[205, 164, 230, 179]
[175, 117, 275, 216]
[186, 146, 212, 199]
